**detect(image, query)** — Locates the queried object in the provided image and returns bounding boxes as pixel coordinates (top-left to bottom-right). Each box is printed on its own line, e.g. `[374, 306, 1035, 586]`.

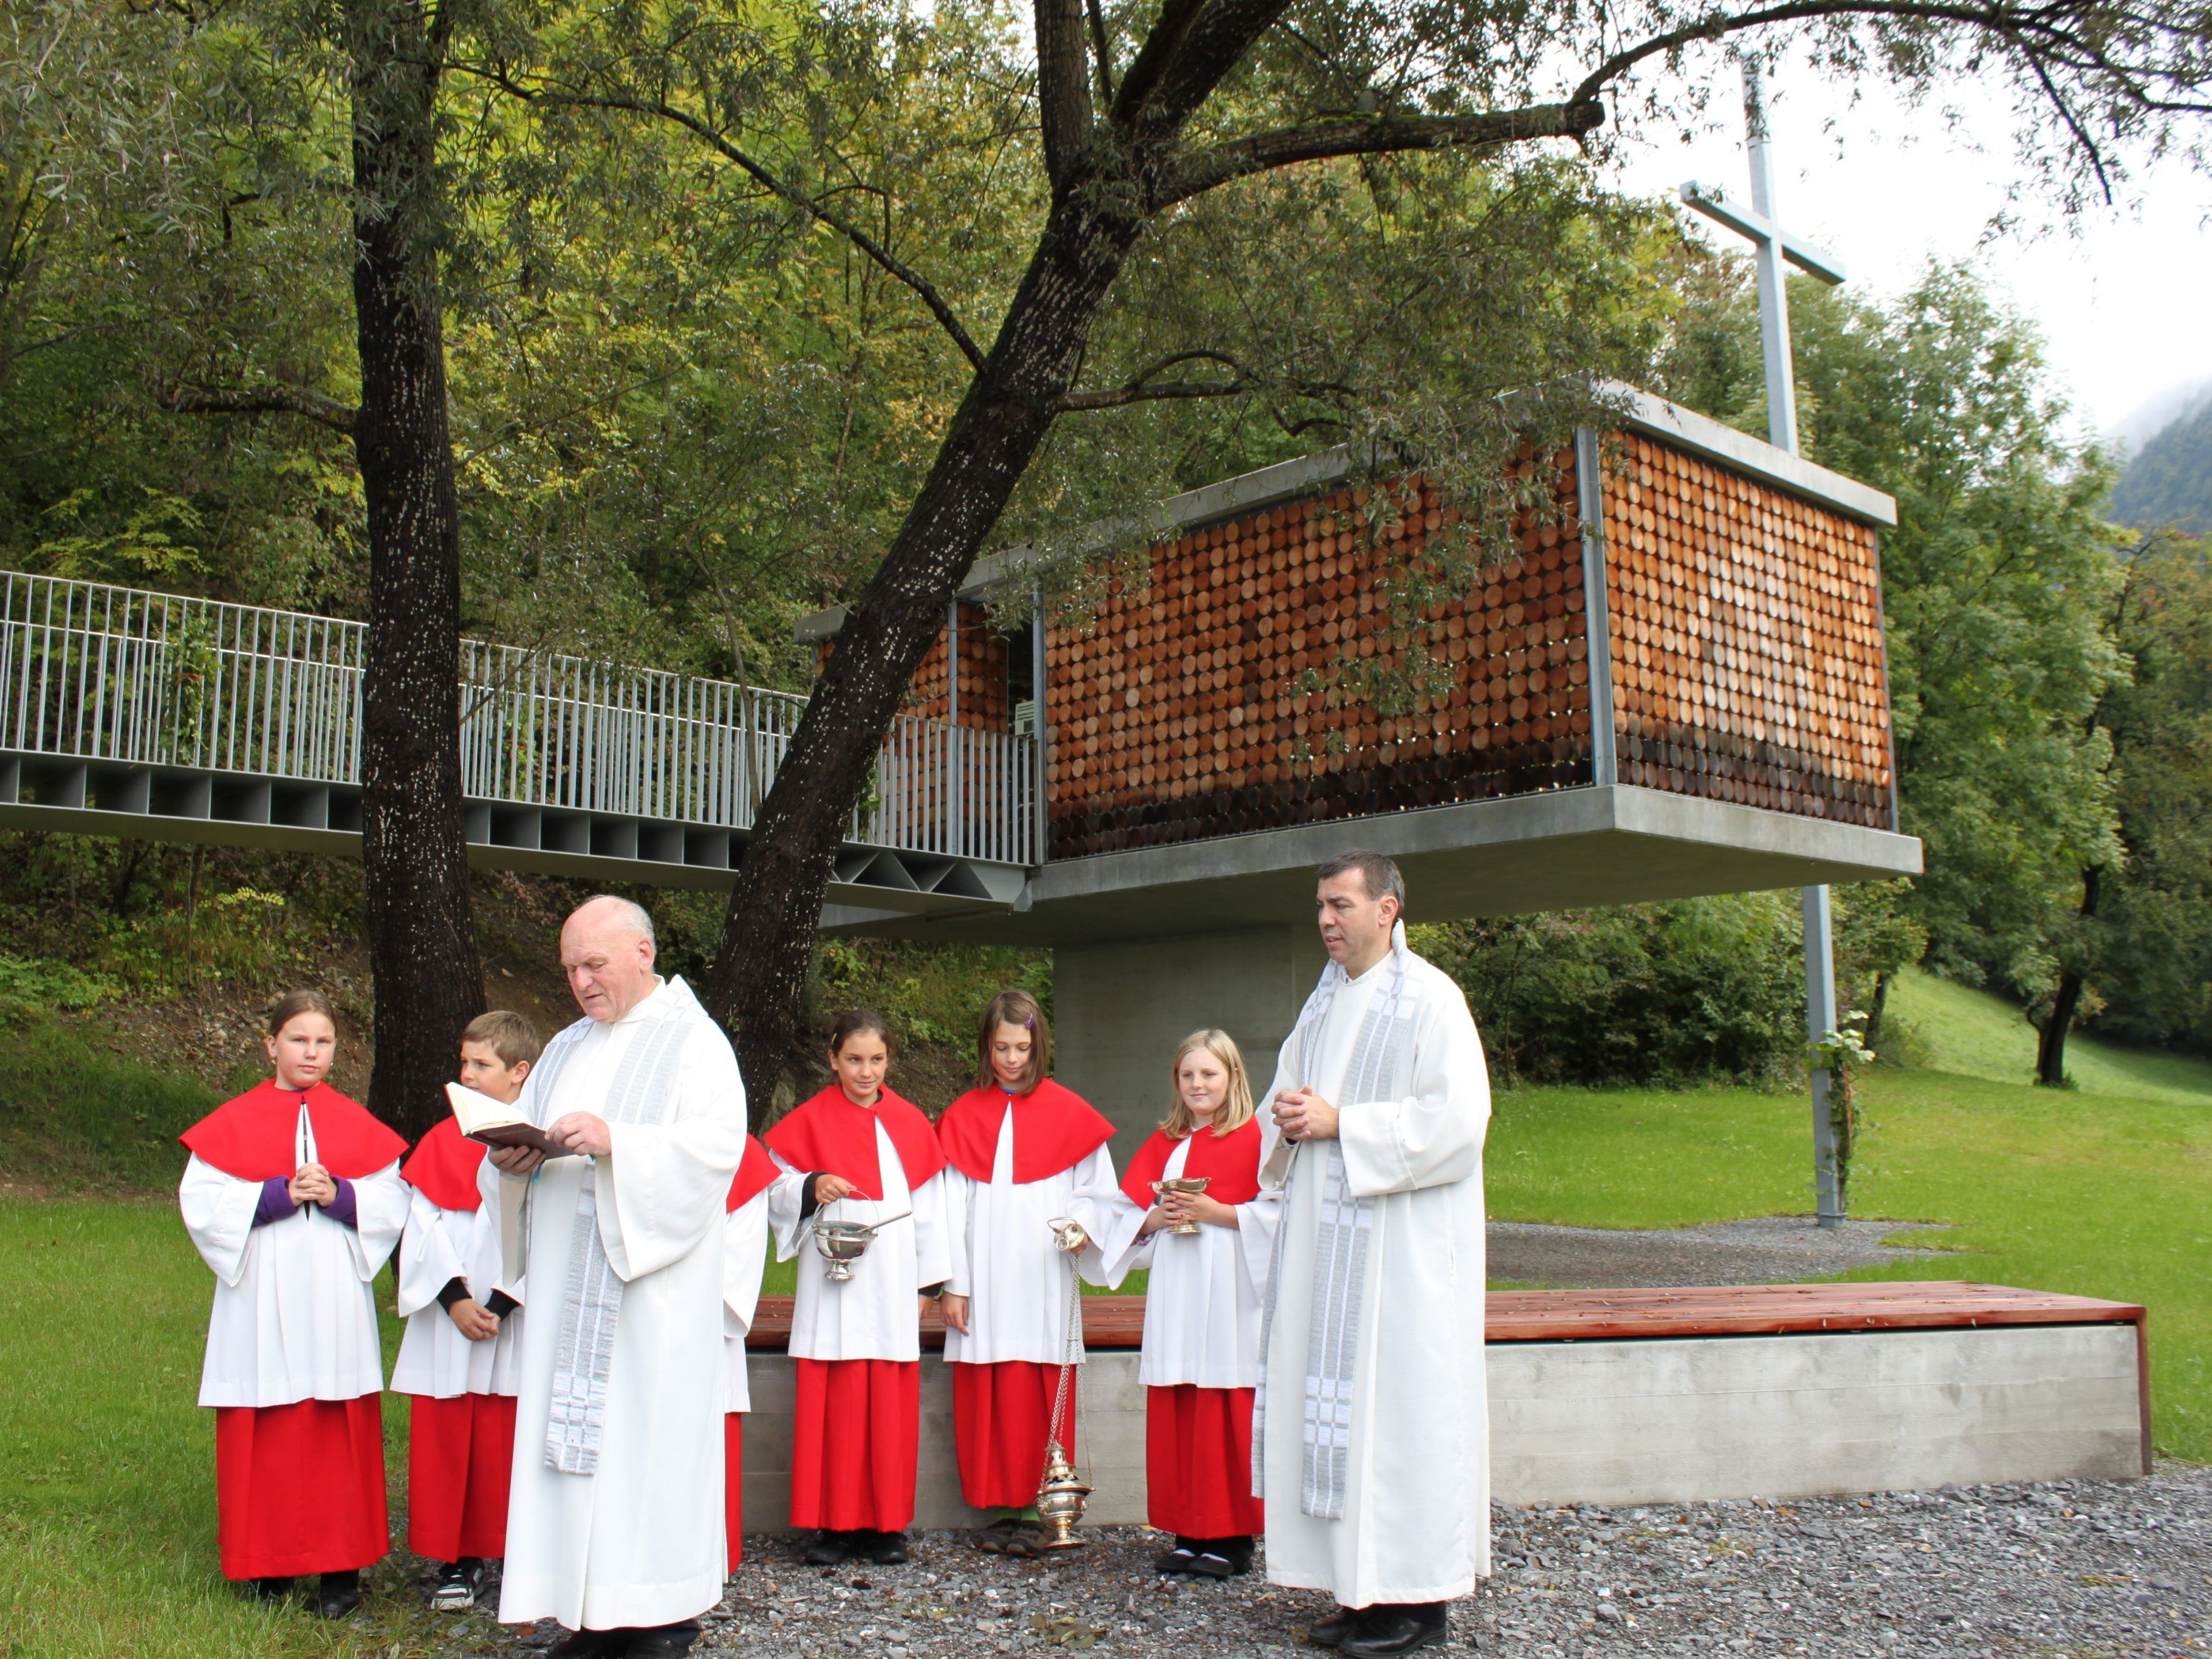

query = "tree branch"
[1159, 102, 1607, 208]
[455, 66, 987, 373]
[158, 384, 358, 434]
[1037, 0, 1095, 187]
[1107, 0, 1211, 125]
[1086, 0, 1118, 106]
[1049, 348, 1358, 412]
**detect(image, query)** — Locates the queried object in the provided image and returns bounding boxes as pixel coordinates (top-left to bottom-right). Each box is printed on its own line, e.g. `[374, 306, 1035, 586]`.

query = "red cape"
[936, 1077, 1115, 1185]
[764, 1086, 944, 1200]
[1119, 1117, 1262, 1209]
[180, 1079, 408, 1183]
[402, 1116, 489, 1212]
[727, 1134, 780, 1211]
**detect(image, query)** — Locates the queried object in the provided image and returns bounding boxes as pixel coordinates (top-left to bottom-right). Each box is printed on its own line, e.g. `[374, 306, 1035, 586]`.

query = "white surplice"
[941, 1118, 1118, 1366]
[1255, 948, 1491, 1609]
[494, 977, 748, 1633]
[765, 1126, 953, 1361]
[1099, 1138, 1275, 1389]
[180, 1110, 407, 1409]
[392, 1177, 527, 1398]
[722, 1186, 769, 1413]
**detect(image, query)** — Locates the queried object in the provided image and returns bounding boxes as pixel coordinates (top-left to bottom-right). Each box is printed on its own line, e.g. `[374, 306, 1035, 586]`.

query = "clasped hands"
[1139, 1189, 1238, 1235]
[286, 1162, 338, 1207]
[488, 1110, 612, 1175]
[1270, 1086, 1339, 1144]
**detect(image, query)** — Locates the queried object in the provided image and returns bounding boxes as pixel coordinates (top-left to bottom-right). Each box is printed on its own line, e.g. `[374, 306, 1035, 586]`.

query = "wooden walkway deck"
[745, 1280, 2144, 1349]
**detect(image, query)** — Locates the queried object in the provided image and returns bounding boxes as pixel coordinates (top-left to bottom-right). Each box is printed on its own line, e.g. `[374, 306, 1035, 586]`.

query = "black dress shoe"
[313, 1570, 361, 1619]
[1339, 1604, 1447, 1658]
[803, 1530, 855, 1565]
[547, 1630, 631, 1659]
[1156, 1545, 1200, 1575]
[623, 1621, 702, 1658]
[864, 1530, 911, 1564]
[1213, 1535, 1256, 1575]
[1307, 1607, 1369, 1647]
[245, 1575, 293, 1604]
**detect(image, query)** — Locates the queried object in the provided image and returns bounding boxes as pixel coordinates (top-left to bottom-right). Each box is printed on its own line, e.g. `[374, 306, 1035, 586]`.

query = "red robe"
[724, 1134, 778, 1567]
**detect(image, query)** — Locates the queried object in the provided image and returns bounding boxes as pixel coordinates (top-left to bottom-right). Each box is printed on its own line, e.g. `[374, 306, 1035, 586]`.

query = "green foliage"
[1416, 893, 1809, 1089]
[0, 1016, 218, 1190]
[813, 937, 1053, 1055]
[0, 955, 119, 1022]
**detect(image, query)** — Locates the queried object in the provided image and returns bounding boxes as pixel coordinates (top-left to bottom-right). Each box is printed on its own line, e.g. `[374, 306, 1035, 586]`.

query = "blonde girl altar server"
[936, 989, 1119, 1558]
[1100, 1030, 1273, 1579]
[392, 1010, 543, 1611]
[720, 1131, 778, 1572]
[764, 1010, 952, 1566]
[178, 990, 409, 1618]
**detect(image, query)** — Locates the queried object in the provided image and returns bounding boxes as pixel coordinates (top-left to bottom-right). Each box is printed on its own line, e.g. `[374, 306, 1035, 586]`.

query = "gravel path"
[406, 1465, 2212, 1658]
[1487, 1216, 1954, 1288]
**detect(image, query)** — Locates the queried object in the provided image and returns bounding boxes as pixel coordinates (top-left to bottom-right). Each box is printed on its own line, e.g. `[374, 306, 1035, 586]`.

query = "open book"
[445, 1081, 569, 1157]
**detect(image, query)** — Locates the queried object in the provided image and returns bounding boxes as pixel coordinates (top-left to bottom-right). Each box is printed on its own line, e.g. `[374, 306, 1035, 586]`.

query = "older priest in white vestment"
[1255, 850, 1491, 1659]
[487, 896, 748, 1659]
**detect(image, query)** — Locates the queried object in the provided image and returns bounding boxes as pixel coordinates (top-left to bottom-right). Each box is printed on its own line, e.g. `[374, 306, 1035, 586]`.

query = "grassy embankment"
[4, 968, 2211, 1655]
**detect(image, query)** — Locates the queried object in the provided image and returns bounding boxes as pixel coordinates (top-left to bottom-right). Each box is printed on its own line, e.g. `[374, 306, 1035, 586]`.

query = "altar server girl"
[392, 1010, 541, 1610]
[765, 1009, 953, 1565]
[1101, 1028, 1273, 1578]
[721, 1131, 778, 1572]
[178, 990, 408, 1618]
[937, 989, 1119, 1556]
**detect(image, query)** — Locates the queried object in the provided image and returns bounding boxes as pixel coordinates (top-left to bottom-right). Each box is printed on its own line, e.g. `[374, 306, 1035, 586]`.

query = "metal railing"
[0, 571, 1038, 864]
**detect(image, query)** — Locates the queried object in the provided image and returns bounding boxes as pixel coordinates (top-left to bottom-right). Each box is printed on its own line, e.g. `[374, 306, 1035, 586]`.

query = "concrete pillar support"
[1052, 924, 1326, 1141]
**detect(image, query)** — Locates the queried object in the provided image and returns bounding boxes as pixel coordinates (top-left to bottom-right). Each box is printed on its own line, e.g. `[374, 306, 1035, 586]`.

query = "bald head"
[560, 896, 660, 1023]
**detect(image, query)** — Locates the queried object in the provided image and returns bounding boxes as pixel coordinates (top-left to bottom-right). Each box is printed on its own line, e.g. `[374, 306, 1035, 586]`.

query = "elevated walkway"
[0, 573, 1034, 917]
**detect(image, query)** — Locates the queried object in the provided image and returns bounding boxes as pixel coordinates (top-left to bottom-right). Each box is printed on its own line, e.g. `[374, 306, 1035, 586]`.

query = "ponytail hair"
[974, 988, 1050, 1093]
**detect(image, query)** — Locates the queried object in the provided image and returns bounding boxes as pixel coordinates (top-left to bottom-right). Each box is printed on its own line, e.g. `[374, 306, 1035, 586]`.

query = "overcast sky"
[1597, 67, 2212, 447]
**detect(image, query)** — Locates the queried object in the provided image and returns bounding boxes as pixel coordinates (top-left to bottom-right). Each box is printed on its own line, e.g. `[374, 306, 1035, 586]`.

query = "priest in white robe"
[1255, 850, 1491, 1659]
[486, 896, 748, 1659]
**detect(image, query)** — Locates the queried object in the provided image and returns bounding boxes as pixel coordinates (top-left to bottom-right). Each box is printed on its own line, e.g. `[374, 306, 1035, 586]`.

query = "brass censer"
[1035, 1441, 1092, 1548]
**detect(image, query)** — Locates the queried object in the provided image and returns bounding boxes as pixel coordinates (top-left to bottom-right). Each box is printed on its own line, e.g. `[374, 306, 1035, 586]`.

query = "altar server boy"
[765, 1010, 953, 1565]
[1100, 1029, 1273, 1578]
[392, 1010, 540, 1610]
[937, 989, 1118, 1556]
[722, 1132, 778, 1572]
[179, 990, 409, 1618]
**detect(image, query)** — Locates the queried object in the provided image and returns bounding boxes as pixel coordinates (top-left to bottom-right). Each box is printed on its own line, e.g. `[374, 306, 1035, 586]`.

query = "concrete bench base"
[738, 1284, 2149, 1531]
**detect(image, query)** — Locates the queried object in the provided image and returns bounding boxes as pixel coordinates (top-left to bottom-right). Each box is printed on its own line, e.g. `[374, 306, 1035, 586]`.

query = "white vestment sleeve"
[396, 1187, 470, 1317]
[765, 1158, 810, 1263]
[1235, 1186, 1283, 1296]
[939, 1169, 973, 1298]
[179, 1154, 261, 1288]
[1337, 979, 1490, 1199]
[910, 1170, 954, 1290]
[344, 1161, 409, 1280]
[724, 1189, 769, 1336]
[1069, 1144, 1122, 1287]
[597, 1028, 750, 1281]
[1094, 1188, 1157, 1287]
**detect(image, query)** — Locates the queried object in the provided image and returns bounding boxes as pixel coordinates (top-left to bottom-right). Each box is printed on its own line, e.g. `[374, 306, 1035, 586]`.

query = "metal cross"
[1680, 61, 1852, 1228]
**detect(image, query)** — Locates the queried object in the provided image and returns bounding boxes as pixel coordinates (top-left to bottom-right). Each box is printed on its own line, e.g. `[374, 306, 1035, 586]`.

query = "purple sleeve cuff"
[323, 1176, 358, 1228]
[252, 1177, 299, 1226]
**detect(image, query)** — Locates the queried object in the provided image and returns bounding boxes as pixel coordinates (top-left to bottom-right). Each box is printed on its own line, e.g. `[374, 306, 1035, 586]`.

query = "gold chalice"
[1152, 1175, 1211, 1234]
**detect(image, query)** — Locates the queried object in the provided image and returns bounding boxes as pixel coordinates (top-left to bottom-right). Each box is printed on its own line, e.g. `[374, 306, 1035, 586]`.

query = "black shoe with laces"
[1338, 1603, 1446, 1659]
[1307, 1607, 1369, 1648]
[313, 1568, 362, 1620]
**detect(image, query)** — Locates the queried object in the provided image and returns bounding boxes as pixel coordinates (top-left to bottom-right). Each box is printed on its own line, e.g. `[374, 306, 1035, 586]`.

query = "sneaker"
[431, 1559, 479, 1610]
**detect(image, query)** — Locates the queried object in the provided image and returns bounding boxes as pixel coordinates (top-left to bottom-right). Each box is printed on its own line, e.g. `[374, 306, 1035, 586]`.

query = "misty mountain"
[2111, 391, 2212, 535]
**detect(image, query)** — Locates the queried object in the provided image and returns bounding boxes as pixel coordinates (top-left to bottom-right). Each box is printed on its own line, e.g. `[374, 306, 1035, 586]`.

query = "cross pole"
[1680, 61, 1851, 1229]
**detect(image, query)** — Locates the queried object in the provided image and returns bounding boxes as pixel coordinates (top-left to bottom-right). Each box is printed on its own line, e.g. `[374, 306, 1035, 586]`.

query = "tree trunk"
[346, 0, 484, 1140]
[706, 194, 1143, 1117]
[2035, 864, 2102, 1088]
[1863, 968, 1892, 1055]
